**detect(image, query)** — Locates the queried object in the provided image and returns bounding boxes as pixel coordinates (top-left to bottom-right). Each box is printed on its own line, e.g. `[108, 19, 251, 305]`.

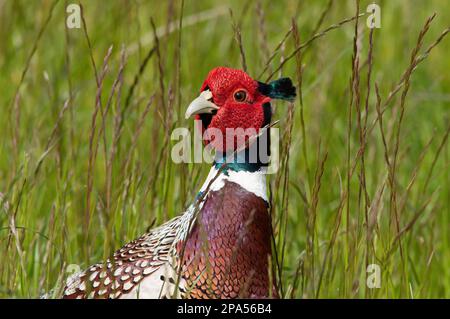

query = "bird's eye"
[233, 90, 247, 102]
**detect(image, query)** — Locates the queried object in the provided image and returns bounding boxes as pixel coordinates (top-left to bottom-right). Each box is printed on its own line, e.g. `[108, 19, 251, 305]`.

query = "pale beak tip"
[185, 90, 218, 120]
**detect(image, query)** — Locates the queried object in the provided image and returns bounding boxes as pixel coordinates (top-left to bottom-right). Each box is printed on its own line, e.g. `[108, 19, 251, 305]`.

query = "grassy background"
[0, 0, 449, 298]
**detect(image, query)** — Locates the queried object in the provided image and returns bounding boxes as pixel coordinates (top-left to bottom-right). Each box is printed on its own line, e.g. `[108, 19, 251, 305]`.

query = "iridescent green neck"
[213, 149, 268, 174]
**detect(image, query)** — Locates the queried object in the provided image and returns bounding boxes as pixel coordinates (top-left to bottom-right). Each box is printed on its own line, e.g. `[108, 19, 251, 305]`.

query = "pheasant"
[62, 67, 295, 299]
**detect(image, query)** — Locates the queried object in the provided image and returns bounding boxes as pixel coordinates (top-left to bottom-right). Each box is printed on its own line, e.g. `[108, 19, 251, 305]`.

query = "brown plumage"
[62, 181, 275, 299]
[179, 181, 274, 298]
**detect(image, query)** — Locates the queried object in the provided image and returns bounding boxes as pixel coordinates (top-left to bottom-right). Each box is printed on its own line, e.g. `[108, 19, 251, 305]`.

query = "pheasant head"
[185, 67, 296, 153]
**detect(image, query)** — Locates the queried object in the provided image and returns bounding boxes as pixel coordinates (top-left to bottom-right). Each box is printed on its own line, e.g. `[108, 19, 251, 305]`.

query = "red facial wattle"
[205, 96, 270, 152]
[196, 67, 271, 152]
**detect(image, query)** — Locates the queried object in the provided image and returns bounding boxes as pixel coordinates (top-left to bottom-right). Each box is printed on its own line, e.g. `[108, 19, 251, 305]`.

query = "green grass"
[0, 0, 449, 298]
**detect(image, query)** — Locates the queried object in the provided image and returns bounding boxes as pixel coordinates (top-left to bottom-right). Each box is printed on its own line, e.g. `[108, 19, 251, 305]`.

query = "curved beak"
[185, 90, 219, 119]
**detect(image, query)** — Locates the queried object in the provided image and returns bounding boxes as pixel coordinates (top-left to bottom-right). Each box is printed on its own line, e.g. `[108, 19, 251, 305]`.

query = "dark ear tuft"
[258, 78, 296, 102]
